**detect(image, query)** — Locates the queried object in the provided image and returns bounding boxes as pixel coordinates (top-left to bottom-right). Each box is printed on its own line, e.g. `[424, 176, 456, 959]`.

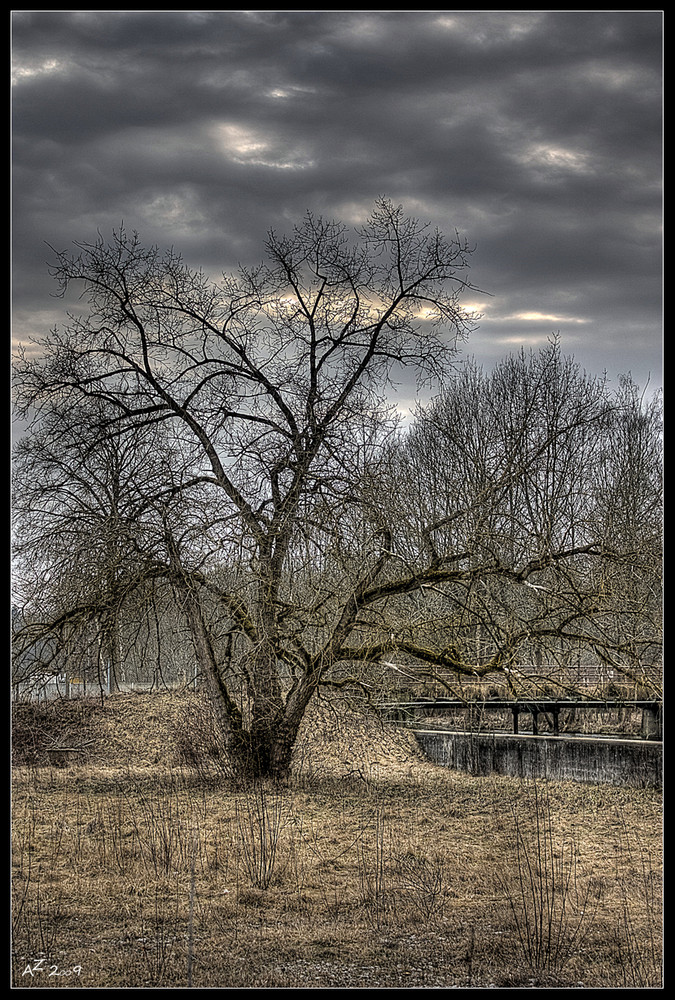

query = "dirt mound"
[12, 697, 103, 767]
[293, 697, 429, 781]
[11, 689, 427, 778]
[12, 690, 187, 769]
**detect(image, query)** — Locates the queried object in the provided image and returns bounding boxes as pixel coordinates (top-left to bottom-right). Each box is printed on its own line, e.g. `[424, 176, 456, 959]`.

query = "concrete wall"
[414, 730, 662, 789]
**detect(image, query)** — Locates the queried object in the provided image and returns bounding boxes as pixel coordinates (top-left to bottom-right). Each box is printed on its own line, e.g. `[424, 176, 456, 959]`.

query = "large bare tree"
[13, 201, 482, 778]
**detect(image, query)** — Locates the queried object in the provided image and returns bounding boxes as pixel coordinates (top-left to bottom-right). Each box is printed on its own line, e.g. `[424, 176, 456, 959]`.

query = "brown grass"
[12, 690, 663, 988]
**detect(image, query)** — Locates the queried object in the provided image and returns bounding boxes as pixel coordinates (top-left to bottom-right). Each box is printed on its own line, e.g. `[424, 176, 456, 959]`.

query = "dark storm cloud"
[12, 10, 662, 394]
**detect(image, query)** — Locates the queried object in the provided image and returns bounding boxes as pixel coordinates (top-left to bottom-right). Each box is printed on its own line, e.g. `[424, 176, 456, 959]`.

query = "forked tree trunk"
[246, 668, 319, 782]
[173, 569, 315, 783]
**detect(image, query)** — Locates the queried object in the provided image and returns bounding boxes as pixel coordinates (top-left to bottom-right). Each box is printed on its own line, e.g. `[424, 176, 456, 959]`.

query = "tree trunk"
[170, 533, 321, 783]
[230, 647, 317, 783]
[173, 578, 312, 782]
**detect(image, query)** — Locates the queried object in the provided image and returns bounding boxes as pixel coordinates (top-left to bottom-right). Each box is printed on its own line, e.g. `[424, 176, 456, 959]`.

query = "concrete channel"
[413, 728, 662, 788]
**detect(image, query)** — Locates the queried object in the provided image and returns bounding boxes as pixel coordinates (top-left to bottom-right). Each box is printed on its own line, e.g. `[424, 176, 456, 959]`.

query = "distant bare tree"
[11, 395, 175, 695]
[368, 344, 662, 694]
[584, 376, 663, 684]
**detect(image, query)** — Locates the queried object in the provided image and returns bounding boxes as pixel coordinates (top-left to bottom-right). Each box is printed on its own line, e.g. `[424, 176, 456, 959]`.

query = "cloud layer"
[12, 11, 662, 397]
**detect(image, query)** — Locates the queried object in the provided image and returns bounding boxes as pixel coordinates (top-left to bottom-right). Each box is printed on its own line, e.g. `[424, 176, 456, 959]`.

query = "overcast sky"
[12, 10, 663, 417]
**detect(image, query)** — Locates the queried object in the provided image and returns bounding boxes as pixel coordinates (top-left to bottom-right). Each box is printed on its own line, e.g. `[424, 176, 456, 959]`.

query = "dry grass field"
[11, 690, 663, 988]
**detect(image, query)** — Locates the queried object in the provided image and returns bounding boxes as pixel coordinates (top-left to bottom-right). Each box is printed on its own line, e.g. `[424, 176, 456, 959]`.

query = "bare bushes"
[497, 782, 604, 978]
[354, 798, 453, 933]
[394, 851, 449, 923]
[235, 784, 292, 890]
[613, 817, 663, 987]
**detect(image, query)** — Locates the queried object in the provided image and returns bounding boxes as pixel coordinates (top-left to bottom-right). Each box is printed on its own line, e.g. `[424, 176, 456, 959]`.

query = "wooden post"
[512, 707, 519, 734]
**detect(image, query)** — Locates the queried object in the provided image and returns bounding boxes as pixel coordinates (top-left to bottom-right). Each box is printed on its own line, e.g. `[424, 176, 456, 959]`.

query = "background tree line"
[12, 202, 662, 780]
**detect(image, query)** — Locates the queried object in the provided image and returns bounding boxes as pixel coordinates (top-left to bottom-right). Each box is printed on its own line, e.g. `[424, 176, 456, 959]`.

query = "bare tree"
[369, 344, 662, 694]
[583, 376, 663, 685]
[13, 201, 481, 778]
[12, 395, 175, 695]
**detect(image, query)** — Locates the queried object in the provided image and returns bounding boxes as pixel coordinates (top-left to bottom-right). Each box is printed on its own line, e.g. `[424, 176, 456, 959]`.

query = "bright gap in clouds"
[511, 311, 589, 324]
[211, 122, 315, 171]
[12, 57, 64, 85]
[523, 144, 593, 174]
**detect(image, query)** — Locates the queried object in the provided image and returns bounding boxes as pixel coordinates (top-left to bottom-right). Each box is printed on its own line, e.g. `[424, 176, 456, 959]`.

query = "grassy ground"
[11, 690, 663, 988]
